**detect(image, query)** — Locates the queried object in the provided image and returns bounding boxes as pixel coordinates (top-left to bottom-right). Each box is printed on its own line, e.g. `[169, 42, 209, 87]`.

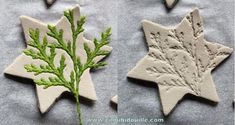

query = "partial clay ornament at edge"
[4, 5, 112, 113]
[111, 95, 118, 104]
[127, 8, 233, 115]
[46, 0, 56, 5]
[165, 0, 178, 9]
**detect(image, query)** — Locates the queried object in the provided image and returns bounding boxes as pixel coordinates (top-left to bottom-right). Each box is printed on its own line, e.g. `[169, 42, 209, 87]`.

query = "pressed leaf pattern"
[147, 32, 200, 94]
[145, 10, 231, 95]
[127, 8, 233, 116]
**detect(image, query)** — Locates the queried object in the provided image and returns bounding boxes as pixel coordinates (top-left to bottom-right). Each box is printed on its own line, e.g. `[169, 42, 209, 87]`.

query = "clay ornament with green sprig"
[4, 5, 112, 125]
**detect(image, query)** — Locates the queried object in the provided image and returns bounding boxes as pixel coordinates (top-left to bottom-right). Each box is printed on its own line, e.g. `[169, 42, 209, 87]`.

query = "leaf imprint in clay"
[127, 8, 233, 115]
[4, 5, 112, 125]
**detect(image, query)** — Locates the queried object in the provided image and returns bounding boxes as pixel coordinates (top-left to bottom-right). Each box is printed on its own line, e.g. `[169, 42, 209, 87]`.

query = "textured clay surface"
[128, 8, 233, 115]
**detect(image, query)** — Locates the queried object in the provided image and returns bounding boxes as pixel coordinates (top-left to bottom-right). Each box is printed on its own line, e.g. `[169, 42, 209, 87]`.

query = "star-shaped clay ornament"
[165, 0, 178, 9]
[127, 8, 233, 115]
[4, 5, 112, 113]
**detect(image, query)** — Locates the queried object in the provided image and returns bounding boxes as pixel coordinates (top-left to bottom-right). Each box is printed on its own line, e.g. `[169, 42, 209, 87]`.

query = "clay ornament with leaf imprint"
[127, 8, 233, 115]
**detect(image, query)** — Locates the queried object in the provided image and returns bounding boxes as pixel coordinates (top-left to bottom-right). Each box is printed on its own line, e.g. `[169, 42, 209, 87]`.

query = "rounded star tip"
[162, 109, 171, 116]
[213, 96, 220, 103]
[85, 93, 98, 101]
[72, 4, 81, 11]
[141, 20, 150, 25]
[38, 105, 49, 114]
[19, 15, 29, 20]
[228, 47, 233, 53]
[126, 70, 134, 78]
[3, 65, 9, 74]
[192, 7, 200, 13]
[19, 15, 35, 24]
[141, 20, 155, 28]
[90, 96, 98, 101]
[75, 4, 81, 8]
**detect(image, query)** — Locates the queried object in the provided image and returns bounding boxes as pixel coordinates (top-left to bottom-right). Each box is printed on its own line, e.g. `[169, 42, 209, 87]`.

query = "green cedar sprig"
[23, 9, 112, 125]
